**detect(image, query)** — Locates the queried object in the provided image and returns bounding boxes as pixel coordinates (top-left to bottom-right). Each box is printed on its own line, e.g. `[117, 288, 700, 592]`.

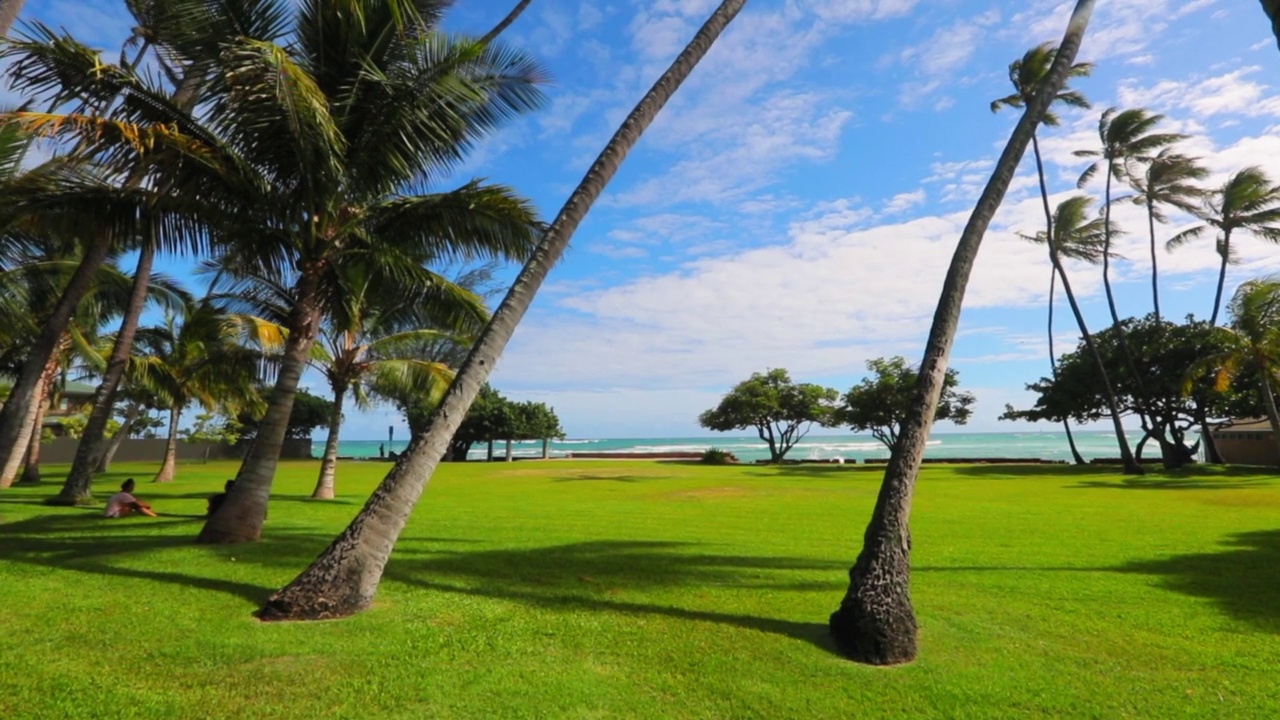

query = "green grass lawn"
[1, 459, 1277, 719]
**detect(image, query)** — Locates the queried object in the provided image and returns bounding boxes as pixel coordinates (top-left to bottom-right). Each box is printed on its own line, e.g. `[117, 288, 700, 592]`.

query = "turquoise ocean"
[318, 430, 1179, 464]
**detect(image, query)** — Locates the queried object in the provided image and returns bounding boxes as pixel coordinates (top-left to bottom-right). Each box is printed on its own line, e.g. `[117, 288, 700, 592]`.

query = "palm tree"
[1030, 197, 1142, 475]
[128, 301, 262, 486]
[1074, 108, 1183, 324]
[828, 0, 1098, 666]
[1128, 150, 1207, 322]
[990, 41, 1091, 466]
[1167, 167, 1280, 325]
[1197, 279, 1280, 463]
[256, 0, 748, 623]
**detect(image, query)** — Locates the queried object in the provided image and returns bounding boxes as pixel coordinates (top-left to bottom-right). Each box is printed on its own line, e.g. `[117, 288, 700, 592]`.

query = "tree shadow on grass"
[384, 540, 845, 655]
[1071, 477, 1271, 491]
[0, 511, 329, 604]
[1116, 529, 1280, 633]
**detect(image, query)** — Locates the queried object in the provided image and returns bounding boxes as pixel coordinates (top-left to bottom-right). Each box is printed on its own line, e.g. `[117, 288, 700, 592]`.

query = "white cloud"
[883, 189, 927, 214]
[1117, 67, 1280, 119]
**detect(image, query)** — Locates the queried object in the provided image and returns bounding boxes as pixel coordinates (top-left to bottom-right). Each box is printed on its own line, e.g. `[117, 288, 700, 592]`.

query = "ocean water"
[318, 430, 1175, 464]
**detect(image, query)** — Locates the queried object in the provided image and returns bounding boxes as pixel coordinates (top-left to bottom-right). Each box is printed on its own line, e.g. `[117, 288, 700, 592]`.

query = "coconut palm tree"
[256, 0, 748, 623]
[990, 41, 1092, 466]
[1196, 278, 1280, 463]
[1028, 196, 1142, 475]
[1128, 150, 1207, 322]
[1167, 167, 1280, 326]
[127, 301, 263, 486]
[829, 0, 1098, 666]
[1073, 108, 1183, 324]
[213, 260, 480, 500]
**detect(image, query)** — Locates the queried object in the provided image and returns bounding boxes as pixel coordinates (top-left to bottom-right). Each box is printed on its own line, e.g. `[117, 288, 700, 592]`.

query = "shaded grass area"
[1, 459, 1278, 718]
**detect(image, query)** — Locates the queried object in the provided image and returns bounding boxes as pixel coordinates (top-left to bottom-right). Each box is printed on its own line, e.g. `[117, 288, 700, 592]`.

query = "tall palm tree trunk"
[1100, 163, 1123, 325]
[198, 268, 324, 543]
[829, 0, 1097, 666]
[1031, 134, 1086, 466]
[98, 403, 141, 473]
[1048, 270, 1087, 464]
[1051, 255, 1142, 474]
[312, 383, 346, 500]
[1, 354, 58, 488]
[0, 0, 26, 38]
[152, 405, 182, 483]
[1210, 233, 1232, 325]
[18, 380, 49, 484]
[1147, 206, 1161, 322]
[0, 237, 113, 475]
[56, 239, 156, 503]
[257, 0, 747, 622]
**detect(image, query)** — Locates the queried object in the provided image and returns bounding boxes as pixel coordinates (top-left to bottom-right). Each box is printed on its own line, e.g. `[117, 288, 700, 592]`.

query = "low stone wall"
[37, 437, 314, 465]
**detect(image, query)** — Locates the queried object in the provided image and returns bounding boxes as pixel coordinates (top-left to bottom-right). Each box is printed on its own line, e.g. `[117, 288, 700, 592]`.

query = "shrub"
[701, 447, 737, 465]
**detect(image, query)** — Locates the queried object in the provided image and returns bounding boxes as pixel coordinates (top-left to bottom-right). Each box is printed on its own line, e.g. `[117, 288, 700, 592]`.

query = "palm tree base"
[44, 491, 95, 507]
[258, 569, 371, 622]
[829, 573, 918, 665]
[310, 487, 335, 500]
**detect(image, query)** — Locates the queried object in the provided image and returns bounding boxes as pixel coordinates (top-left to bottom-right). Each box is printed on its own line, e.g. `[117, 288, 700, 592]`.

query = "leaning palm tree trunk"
[198, 270, 325, 542]
[17, 381, 49, 484]
[0, 0, 25, 38]
[1146, 205, 1161, 322]
[828, 0, 1097, 666]
[257, 0, 748, 622]
[0, 239, 113, 476]
[1031, 135, 1086, 466]
[152, 405, 182, 483]
[1209, 232, 1232, 326]
[1, 356, 57, 488]
[98, 403, 141, 473]
[311, 384, 347, 500]
[1051, 256, 1142, 474]
[1047, 270, 1087, 464]
[480, 0, 533, 44]
[55, 239, 157, 503]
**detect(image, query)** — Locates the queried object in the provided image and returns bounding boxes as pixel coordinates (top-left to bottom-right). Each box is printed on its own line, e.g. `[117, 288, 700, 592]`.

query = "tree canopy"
[839, 357, 975, 451]
[698, 369, 838, 462]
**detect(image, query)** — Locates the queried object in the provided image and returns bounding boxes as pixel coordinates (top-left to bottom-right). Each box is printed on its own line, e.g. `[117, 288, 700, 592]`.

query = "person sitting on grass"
[104, 478, 158, 518]
[207, 479, 235, 516]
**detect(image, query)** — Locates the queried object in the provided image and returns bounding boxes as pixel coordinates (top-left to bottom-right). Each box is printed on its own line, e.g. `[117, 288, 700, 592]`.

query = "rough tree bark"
[829, 0, 1097, 666]
[311, 383, 346, 500]
[257, 0, 748, 622]
[1, 354, 58, 488]
[197, 267, 324, 543]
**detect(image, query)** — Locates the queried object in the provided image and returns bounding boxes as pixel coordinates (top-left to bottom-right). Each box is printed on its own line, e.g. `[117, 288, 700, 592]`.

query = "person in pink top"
[104, 478, 158, 518]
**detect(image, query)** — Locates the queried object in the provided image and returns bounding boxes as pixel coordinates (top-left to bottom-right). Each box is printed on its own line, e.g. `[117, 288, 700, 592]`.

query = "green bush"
[700, 447, 736, 465]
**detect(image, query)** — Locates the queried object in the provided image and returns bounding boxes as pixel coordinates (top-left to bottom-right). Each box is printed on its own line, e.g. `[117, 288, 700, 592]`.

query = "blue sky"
[12, 0, 1280, 440]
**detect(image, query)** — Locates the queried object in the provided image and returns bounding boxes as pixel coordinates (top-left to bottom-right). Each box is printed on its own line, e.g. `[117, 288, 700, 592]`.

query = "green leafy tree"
[1193, 279, 1280, 463]
[181, 413, 245, 463]
[840, 357, 974, 451]
[1004, 315, 1254, 468]
[236, 389, 333, 442]
[698, 369, 839, 463]
[258, 0, 746, 622]
[1167, 167, 1280, 325]
[830, 0, 1098, 666]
